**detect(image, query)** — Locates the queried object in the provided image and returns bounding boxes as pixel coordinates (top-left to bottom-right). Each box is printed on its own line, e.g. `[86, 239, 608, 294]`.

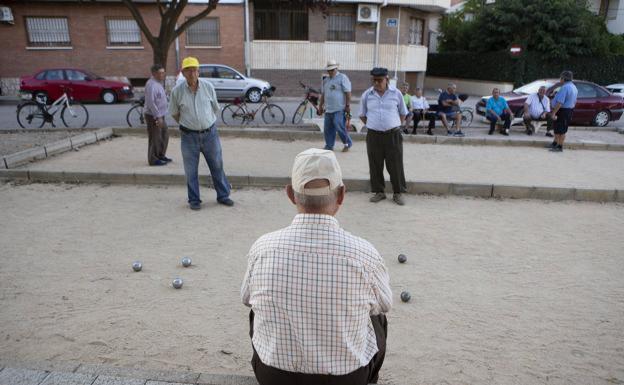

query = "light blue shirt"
[359, 86, 408, 131]
[553, 81, 578, 109]
[323, 72, 351, 113]
[169, 78, 220, 131]
[486, 96, 509, 115]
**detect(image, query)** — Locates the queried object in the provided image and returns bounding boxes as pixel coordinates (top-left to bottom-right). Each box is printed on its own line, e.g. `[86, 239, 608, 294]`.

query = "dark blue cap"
[370, 67, 388, 76]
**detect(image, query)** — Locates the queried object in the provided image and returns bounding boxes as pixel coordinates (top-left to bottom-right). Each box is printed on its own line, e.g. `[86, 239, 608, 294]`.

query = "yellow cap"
[181, 56, 200, 70]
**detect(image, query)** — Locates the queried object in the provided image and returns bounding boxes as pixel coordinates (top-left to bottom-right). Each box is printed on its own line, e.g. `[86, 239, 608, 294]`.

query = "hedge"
[427, 52, 624, 87]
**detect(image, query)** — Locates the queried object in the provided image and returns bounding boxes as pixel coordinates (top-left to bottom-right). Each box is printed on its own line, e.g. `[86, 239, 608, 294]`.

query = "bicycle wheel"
[61, 101, 89, 128]
[221, 104, 246, 126]
[262, 104, 285, 124]
[292, 101, 308, 124]
[126, 104, 145, 127]
[17, 101, 46, 128]
[460, 109, 473, 127]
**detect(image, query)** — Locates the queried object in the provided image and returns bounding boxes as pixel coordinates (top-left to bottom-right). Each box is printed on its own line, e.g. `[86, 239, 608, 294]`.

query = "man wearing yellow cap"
[169, 57, 233, 210]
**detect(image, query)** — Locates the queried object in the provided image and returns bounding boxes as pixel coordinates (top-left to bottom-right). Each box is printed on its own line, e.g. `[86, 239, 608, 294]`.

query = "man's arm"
[370, 262, 393, 315]
[345, 91, 352, 113]
[240, 254, 254, 307]
[168, 88, 180, 123]
[358, 90, 368, 124]
[397, 92, 408, 126]
[343, 76, 352, 113]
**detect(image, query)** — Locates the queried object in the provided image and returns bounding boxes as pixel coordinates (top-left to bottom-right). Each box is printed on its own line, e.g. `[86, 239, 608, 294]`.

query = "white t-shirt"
[410, 95, 429, 110]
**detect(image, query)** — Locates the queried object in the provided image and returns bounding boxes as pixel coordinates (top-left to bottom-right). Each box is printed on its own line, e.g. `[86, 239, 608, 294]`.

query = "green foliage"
[427, 52, 624, 87]
[439, 0, 621, 60]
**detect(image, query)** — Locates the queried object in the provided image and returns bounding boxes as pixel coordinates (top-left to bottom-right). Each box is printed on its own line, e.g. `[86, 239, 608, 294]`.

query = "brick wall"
[0, 2, 244, 83]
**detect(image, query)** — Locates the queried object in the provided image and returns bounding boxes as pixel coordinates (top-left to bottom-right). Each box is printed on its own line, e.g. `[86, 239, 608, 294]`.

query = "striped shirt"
[168, 78, 220, 131]
[359, 85, 408, 131]
[241, 214, 392, 375]
[525, 93, 551, 118]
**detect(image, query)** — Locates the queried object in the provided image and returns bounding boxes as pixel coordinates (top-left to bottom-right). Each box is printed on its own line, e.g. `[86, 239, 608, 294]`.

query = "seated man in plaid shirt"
[241, 148, 393, 385]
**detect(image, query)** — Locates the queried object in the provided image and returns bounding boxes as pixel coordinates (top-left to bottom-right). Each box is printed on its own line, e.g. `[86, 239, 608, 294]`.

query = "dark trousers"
[249, 310, 388, 385]
[554, 108, 574, 135]
[412, 110, 435, 133]
[366, 128, 407, 194]
[523, 113, 553, 133]
[486, 112, 511, 132]
[145, 114, 169, 165]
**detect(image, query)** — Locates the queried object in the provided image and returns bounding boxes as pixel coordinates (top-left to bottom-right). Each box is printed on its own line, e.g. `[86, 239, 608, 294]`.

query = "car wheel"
[246, 88, 262, 103]
[101, 90, 117, 104]
[592, 110, 610, 127]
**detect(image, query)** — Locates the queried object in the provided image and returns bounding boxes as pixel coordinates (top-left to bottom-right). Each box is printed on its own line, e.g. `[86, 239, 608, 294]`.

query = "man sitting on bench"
[523, 85, 553, 136]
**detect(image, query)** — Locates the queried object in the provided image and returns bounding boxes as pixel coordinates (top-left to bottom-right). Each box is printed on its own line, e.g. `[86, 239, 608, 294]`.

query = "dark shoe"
[369, 192, 386, 203]
[160, 156, 173, 162]
[218, 198, 234, 207]
[342, 143, 351, 152]
[447, 130, 453, 136]
[488, 128, 494, 135]
[189, 202, 201, 210]
[401, 126, 408, 134]
[549, 146, 563, 152]
[545, 141, 557, 149]
[545, 131, 554, 137]
[526, 129, 533, 136]
[453, 131, 465, 137]
[426, 129, 433, 136]
[323, 146, 333, 151]
[151, 159, 167, 166]
[392, 193, 405, 206]
[501, 129, 509, 136]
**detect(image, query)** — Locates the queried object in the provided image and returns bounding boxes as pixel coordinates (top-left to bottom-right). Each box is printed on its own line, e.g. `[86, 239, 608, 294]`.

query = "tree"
[121, 0, 331, 68]
[439, 0, 622, 60]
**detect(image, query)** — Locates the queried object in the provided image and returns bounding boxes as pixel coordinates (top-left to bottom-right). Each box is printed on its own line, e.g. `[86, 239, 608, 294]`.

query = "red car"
[475, 79, 624, 127]
[20, 68, 133, 104]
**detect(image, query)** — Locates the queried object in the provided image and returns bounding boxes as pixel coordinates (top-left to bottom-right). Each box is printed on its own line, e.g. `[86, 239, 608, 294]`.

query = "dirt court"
[0, 182, 623, 385]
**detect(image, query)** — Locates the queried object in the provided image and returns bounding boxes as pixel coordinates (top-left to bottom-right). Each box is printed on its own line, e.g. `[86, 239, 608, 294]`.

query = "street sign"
[386, 18, 398, 27]
[510, 44, 522, 57]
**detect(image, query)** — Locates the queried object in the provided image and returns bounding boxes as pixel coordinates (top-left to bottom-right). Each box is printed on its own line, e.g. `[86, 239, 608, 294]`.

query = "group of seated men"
[401, 83, 553, 137]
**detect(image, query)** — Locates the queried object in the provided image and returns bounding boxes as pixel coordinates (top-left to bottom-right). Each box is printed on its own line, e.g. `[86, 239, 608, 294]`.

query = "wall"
[424, 76, 514, 96]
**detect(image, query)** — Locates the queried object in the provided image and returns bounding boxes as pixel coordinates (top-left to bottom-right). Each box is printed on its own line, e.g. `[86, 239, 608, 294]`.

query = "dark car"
[20, 68, 133, 104]
[475, 79, 624, 127]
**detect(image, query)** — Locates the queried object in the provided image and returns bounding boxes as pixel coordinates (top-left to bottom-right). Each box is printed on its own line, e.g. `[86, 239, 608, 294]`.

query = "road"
[1, 96, 622, 130]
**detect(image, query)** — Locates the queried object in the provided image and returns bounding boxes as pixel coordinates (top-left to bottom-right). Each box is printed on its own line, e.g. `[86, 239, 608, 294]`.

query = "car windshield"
[513, 80, 555, 95]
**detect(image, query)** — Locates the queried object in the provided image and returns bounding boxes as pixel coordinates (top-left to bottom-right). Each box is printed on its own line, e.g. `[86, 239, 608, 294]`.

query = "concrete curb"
[110, 127, 624, 152]
[1, 169, 620, 203]
[1, 127, 115, 169]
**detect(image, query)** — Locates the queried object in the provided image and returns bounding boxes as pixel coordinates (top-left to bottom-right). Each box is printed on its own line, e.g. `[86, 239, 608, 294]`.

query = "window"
[186, 18, 220, 46]
[327, 12, 355, 41]
[215, 67, 239, 79]
[44, 70, 64, 80]
[254, 1, 308, 40]
[26, 17, 71, 47]
[65, 70, 88, 81]
[199, 66, 218, 78]
[408, 17, 424, 45]
[106, 18, 141, 46]
[576, 83, 598, 98]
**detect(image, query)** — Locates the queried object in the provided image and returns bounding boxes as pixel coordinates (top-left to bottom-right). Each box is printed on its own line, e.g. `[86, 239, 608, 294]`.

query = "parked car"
[475, 79, 624, 127]
[175, 64, 271, 103]
[606, 83, 624, 97]
[20, 68, 133, 104]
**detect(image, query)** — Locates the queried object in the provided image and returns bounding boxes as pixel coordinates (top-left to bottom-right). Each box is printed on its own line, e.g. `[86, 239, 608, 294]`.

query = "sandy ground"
[0, 182, 623, 384]
[20, 136, 624, 190]
[0, 131, 81, 157]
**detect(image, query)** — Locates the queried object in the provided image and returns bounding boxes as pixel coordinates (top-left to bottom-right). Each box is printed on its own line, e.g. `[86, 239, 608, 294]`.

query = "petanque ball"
[181, 257, 192, 267]
[132, 261, 142, 272]
[398, 254, 407, 263]
[400, 291, 411, 303]
[172, 278, 183, 289]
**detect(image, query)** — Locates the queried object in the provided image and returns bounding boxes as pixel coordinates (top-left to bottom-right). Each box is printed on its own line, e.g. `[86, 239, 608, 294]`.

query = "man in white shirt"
[410, 87, 431, 135]
[523, 85, 552, 136]
[241, 148, 392, 385]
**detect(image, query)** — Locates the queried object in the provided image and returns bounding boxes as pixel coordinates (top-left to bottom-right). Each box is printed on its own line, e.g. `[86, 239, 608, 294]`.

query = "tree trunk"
[152, 43, 169, 69]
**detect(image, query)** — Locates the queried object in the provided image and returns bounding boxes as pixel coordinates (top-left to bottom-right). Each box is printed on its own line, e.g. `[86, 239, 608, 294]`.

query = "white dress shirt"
[358, 85, 408, 131]
[525, 93, 551, 119]
[241, 214, 392, 375]
[410, 95, 430, 110]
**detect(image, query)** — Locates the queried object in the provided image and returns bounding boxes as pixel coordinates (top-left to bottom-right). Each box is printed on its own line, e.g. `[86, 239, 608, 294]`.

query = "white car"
[606, 83, 624, 97]
[176, 64, 271, 103]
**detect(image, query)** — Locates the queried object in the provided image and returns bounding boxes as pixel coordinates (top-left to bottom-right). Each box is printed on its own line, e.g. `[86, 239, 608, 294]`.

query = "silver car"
[176, 64, 271, 103]
[606, 83, 624, 97]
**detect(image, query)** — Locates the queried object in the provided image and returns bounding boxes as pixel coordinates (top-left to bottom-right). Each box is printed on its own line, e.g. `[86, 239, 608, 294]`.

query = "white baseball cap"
[326, 59, 339, 71]
[291, 148, 343, 196]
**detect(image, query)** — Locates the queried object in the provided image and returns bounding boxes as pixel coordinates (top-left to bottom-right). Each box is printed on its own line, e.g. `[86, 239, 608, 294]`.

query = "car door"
[65, 69, 99, 102]
[215, 66, 245, 100]
[572, 82, 599, 124]
[42, 69, 68, 101]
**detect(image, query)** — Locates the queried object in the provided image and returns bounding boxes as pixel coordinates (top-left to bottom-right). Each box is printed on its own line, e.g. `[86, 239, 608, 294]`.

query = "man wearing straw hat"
[318, 59, 353, 152]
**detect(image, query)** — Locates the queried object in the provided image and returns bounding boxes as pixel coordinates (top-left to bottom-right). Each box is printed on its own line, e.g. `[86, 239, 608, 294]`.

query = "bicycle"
[292, 81, 321, 124]
[16, 87, 89, 128]
[126, 96, 145, 127]
[221, 86, 284, 125]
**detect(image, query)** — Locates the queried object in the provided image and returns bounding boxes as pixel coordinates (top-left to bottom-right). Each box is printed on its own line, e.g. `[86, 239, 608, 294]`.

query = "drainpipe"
[394, 6, 401, 81]
[174, 23, 180, 73]
[244, 0, 251, 76]
[373, 0, 388, 67]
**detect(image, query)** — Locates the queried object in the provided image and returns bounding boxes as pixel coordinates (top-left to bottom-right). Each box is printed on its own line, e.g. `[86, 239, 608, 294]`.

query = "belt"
[179, 125, 210, 134]
[369, 127, 401, 134]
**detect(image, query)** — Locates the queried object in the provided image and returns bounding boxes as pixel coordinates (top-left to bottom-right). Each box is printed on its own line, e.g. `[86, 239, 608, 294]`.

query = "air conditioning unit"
[357, 4, 379, 23]
[0, 7, 14, 24]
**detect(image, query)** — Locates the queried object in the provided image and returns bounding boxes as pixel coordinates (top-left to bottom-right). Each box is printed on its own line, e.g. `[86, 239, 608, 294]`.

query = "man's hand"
[344, 104, 350, 113]
[317, 105, 324, 116]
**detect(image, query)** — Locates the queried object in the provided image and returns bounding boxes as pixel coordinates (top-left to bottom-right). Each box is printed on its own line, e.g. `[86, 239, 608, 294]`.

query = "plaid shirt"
[241, 214, 392, 375]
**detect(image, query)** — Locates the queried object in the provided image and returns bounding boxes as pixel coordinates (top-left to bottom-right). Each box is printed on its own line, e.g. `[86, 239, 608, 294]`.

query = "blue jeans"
[180, 125, 231, 204]
[323, 111, 352, 150]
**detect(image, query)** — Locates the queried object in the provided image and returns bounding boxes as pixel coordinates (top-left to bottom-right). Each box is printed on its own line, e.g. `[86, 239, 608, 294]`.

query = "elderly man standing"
[522, 85, 552, 136]
[549, 70, 578, 153]
[359, 67, 408, 205]
[318, 59, 353, 152]
[486, 87, 513, 136]
[144, 64, 171, 166]
[242, 148, 392, 385]
[169, 56, 233, 210]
